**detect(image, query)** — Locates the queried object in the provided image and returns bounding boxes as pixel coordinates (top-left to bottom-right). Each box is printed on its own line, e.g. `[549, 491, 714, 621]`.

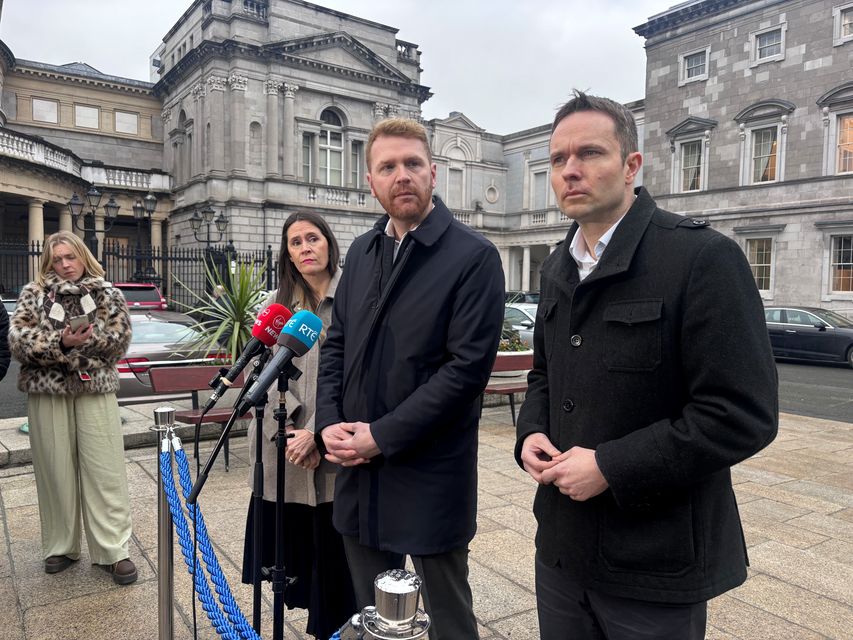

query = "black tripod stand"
[249, 360, 303, 639]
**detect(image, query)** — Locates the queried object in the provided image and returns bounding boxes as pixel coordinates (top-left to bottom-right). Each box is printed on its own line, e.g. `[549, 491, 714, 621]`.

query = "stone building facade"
[635, 0, 853, 311]
[5, 0, 848, 309]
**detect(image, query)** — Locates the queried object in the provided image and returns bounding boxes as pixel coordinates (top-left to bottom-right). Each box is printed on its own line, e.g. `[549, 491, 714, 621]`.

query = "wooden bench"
[149, 365, 252, 471]
[481, 352, 533, 426]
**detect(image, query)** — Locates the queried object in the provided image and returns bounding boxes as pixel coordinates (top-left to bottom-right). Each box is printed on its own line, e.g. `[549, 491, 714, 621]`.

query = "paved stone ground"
[0, 404, 850, 639]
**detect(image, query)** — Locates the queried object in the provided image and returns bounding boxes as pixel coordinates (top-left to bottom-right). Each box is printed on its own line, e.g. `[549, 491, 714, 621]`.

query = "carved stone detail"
[264, 79, 283, 95]
[206, 75, 227, 92]
[283, 83, 299, 99]
[229, 74, 248, 91]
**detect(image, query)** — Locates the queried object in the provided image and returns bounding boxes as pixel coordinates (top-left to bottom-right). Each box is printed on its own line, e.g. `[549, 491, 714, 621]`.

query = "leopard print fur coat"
[9, 272, 131, 395]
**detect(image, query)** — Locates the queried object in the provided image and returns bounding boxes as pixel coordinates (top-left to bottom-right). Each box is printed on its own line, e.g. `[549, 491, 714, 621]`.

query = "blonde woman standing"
[9, 231, 136, 584]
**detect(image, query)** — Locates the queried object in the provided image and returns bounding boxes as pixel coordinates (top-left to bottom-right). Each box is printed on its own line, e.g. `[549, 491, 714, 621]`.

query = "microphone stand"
[249, 351, 277, 633]
[187, 350, 272, 505]
[270, 361, 302, 640]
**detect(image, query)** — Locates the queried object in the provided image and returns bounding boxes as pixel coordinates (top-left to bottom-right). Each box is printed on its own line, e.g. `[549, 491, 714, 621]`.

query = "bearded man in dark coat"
[317, 117, 505, 640]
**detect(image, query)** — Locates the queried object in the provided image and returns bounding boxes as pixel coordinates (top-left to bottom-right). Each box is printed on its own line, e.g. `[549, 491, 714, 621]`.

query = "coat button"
[561, 399, 575, 413]
[570, 334, 582, 347]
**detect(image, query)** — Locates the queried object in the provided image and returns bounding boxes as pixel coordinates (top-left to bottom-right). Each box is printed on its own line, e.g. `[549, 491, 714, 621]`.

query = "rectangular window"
[302, 134, 312, 182]
[32, 97, 58, 123]
[685, 51, 706, 79]
[114, 111, 139, 135]
[350, 141, 363, 188]
[319, 130, 343, 187]
[448, 168, 464, 209]
[843, 8, 853, 37]
[838, 114, 853, 174]
[756, 29, 782, 59]
[74, 104, 99, 129]
[752, 127, 778, 183]
[747, 238, 772, 291]
[831, 235, 853, 292]
[533, 171, 547, 209]
[681, 141, 703, 191]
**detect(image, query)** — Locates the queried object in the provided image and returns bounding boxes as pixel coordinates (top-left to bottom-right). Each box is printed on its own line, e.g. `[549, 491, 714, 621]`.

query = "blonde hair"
[366, 117, 432, 168]
[37, 231, 105, 286]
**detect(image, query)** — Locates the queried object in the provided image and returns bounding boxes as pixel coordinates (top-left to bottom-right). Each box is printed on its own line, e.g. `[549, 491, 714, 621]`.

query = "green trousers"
[28, 392, 132, 565]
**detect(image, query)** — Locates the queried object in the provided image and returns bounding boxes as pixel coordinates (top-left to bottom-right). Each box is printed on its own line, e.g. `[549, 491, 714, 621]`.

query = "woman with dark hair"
[8, 231, 137, 584]
[241, 212, 354, 638]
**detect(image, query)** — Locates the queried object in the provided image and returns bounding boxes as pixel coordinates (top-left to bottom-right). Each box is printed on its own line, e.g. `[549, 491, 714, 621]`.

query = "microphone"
[237, 309, 323, 413]
[203, 303, 292, 412]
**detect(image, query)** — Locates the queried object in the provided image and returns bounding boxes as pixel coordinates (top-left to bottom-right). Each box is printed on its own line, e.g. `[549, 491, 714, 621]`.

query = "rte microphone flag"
[238, 310, 322, 412]
[203, 303, 292, 412]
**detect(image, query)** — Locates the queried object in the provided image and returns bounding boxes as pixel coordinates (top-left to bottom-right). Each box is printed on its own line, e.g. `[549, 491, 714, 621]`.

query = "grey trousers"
[342, 536, 480, 640]
[28, 392, 132, 564]
[535, 553, 707, 640]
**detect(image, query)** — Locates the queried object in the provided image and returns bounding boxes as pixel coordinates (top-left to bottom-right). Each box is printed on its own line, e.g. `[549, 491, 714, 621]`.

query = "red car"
[114, 282, 168, 311]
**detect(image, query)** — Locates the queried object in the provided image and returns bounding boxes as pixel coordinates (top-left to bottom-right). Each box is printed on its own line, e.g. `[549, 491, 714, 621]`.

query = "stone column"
[28, 200, 45, 281]
[264, 79, 283, 176]
[150, 218, 163, 253]
[59, 205, 73, 232]
[522, 245, 531, 291]
[282, 83, 299, 178]
[94, 211, 105, 262]
[498, 247, 511, 290]
[192, 82, 206, 177]
[207, 75, 227, 174]
[229, 74, 247, 174]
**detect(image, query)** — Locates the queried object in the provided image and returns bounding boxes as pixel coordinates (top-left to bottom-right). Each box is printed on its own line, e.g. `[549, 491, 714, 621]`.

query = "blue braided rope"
[171, 440, 258, 639]
[160, 448, 246, 640]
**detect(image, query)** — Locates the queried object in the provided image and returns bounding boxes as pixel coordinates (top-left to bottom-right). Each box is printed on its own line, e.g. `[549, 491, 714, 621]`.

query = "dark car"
[114, 282, 168, 311]
[117, 310, 227, 402]
[505, 290, 540, 304]
[764, 306, 853, 367]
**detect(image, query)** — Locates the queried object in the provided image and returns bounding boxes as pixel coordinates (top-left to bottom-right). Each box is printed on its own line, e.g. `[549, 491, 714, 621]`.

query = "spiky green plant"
[173, 259, 269, 362]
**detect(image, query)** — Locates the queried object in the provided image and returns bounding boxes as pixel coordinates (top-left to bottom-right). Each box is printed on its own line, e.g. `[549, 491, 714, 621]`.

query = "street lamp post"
[132, 193, 158, 282]
[67, 186, 119, 259]
[190, 203, 230, 283]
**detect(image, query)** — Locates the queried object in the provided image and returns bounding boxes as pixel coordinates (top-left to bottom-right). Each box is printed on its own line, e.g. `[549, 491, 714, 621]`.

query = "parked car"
[505, 290, 540, 304]
[114, 282, 168, 311]
[764, 306, 853, 367]
[117, 310, 228, 401]
[504, 303, 537, 348]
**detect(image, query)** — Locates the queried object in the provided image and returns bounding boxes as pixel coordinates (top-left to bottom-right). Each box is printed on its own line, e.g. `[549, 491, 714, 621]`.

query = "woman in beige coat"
[241, 212, 354, 639]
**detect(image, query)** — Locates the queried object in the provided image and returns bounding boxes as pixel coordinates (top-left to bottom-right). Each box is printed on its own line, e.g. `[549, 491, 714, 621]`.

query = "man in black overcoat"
[317, 117, 505, 639]
[516, 91, 779, 640]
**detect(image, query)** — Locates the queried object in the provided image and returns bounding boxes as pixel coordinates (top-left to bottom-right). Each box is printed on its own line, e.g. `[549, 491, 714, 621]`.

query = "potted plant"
[175, 260, 269, 362]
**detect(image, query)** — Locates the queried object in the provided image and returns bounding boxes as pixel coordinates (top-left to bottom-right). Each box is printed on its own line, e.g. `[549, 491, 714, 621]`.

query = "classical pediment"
[435, 112, 483, 132]
[265, 31, 408, 82]
[734, 99, 796, 123]
[665, 116, 717, 140]
[817, 81, 853, 109]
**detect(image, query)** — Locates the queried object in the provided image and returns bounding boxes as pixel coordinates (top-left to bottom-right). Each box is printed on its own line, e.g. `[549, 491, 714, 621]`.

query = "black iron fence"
[0, 240, 42, 299]
[0, 240, 279, 308]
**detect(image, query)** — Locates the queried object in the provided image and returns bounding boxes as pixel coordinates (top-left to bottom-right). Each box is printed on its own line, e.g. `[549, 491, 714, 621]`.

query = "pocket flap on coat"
[603, 299, 663, 325]
[540, 298, 557, 320]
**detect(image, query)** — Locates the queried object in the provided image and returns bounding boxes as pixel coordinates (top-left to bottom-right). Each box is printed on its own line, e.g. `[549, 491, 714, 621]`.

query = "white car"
[503, 303, 537, 348]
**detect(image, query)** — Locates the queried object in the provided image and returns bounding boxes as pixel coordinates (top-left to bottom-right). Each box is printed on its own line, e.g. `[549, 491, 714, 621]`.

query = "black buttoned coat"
[516, 188, 778, 604]
[317, 197, 505, 555]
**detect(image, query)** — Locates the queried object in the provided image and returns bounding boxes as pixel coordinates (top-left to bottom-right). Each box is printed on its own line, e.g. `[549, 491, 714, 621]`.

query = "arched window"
[319, 109, 343, 187]
[249, 121, 262, 167]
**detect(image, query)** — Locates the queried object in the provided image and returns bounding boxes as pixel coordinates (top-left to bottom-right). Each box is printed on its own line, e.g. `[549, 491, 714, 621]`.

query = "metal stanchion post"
[153, 407, 176, 640]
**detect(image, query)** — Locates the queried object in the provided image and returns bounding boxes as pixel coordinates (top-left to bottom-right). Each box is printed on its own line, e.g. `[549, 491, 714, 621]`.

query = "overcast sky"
[0, 0, 676, 134]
